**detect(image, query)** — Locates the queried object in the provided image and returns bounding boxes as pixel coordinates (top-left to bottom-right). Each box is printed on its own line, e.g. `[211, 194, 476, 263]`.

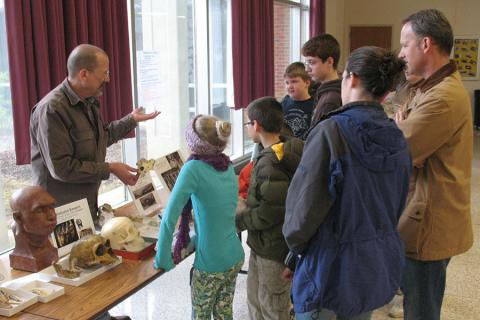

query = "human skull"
[101, 217, 145, 252]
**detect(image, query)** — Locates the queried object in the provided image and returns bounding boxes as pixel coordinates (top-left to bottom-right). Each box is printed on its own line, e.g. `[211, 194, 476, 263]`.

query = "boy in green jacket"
[236, 96, 303, 320]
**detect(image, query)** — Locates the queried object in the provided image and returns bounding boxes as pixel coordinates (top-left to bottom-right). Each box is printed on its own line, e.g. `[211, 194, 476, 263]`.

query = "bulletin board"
[453, 37, 479, 80]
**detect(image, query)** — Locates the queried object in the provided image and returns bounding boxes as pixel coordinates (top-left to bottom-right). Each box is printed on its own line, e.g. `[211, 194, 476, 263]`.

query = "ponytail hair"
[346, 46, 406, 99]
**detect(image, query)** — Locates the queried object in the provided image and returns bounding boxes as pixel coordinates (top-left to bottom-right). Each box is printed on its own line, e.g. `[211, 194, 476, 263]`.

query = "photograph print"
[139, 192, 157, 211]
[54, 219, 80, 248]
[133, 182, 155, 199]
[161, 167, 181, 191]
[165, 151, 183, 169]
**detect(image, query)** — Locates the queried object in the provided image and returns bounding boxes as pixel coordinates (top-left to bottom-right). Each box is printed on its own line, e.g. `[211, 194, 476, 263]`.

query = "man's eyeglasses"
[243, 121, 254, 127]
[87, 69, 110, 78]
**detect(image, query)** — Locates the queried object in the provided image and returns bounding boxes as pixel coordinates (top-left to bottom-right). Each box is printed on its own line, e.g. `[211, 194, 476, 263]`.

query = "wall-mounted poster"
[453, 37, 479, 80]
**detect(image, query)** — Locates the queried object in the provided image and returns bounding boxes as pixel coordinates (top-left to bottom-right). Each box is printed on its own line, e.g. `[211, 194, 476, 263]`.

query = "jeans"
[402, 257, 451, 320]
[295, 309, 372, 320]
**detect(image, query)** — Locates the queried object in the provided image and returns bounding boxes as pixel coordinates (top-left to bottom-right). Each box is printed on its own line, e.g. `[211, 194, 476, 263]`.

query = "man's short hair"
[247, 97, 284, 133]
[284, 62, 311, 82]
[301, 34, 341, 69]
[67, 44, 107, 77]
[403, 9, 453, 55]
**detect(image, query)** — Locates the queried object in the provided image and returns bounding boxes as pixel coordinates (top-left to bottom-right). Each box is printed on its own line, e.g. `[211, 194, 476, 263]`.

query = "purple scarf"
[172, 153, 231, 264]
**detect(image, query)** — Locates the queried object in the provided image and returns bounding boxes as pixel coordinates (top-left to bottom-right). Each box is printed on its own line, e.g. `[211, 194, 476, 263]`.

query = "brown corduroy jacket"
[397, 63, 473, 261]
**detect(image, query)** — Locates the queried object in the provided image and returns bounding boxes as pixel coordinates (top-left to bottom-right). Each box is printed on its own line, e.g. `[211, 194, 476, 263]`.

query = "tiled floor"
[110, 132, 480, 320]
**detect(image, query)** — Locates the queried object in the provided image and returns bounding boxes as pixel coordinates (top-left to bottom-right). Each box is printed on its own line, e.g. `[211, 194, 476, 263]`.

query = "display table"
[0, 252, 163, 319]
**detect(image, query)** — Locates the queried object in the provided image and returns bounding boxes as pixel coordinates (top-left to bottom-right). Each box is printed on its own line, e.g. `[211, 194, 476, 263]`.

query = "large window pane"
[0, 0, 21, 252]
[134, 0, 193, 159]
[209, 0, 235, 155]
[274, 3, 305, 99]
[0, 0, 19, 252]
[209, 0, 230, 123]
[244, 0, 309, 151]
[274, 3, 292, 100]
[187, 0, 196, 118]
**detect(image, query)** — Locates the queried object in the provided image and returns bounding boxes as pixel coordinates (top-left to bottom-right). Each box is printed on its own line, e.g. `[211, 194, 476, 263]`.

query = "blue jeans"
[295, 309, 372, 320]
[402, 257, 450, 320]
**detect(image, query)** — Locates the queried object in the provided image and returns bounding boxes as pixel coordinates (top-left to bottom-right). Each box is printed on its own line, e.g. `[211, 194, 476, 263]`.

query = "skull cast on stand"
[53, 235, 118, 279]
[101, 217, 145, 252]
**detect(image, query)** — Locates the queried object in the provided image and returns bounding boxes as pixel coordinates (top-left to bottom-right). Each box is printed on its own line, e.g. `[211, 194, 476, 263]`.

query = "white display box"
[6, 279, 64, 303]
[38, 254, 122, 287]
[0, 287, 37, 317]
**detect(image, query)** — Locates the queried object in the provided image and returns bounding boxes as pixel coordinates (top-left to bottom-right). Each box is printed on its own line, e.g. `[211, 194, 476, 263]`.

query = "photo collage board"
[128, 151, 184, 216]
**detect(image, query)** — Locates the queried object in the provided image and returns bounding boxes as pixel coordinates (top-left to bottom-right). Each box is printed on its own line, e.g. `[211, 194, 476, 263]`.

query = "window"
[273, 0, 310, 99]
[131, 0, 195, 164]
[0, 0, 309, 253]
[0, 0, 126, 252]
[130, 0, 241, 161]
[242, 0, 310, 152]
[0, 0, 19, 252]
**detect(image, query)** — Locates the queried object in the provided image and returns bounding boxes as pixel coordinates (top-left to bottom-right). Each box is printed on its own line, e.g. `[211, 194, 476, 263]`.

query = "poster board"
[128, 174, 163, 216]
[453, 36, 479, 80]
[51, 199, 95, 257]
[153, 151, 184, 191]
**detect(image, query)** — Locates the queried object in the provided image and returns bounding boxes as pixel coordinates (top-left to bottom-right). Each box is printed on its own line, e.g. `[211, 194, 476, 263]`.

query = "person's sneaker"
[110, 316, 131, 320]
[388, 294, 404, 318]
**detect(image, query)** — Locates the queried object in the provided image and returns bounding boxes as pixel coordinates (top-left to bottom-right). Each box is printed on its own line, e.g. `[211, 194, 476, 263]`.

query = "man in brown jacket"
[395, 9, 473, 320]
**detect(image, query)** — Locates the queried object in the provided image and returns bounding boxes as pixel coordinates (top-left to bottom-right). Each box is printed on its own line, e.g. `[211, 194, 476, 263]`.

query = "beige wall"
[325, 0, 480, 105]
[325, 0, 345, 70]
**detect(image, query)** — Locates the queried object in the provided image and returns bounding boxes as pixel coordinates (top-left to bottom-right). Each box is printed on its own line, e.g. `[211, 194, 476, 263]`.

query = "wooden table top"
[1, 253, 163, 320]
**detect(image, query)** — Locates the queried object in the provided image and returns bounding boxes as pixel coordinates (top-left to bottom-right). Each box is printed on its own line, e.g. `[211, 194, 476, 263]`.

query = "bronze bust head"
[9, 186, 59, 272]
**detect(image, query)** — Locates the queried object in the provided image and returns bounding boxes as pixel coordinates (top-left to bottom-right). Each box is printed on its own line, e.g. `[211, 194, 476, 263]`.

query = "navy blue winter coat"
[283, 102, 411, 316]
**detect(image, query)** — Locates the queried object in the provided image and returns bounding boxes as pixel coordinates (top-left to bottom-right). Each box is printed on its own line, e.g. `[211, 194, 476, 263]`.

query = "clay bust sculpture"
[9, 186, 58, 272]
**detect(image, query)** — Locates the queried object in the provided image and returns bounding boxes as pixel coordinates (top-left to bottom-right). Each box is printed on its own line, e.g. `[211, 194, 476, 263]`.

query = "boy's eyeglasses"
[243, 121, 254, 127]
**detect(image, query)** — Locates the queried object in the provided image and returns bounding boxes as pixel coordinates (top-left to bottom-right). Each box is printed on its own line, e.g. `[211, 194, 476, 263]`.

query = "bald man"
[9, 186, 58, 272]
[30, 44, 160, 222]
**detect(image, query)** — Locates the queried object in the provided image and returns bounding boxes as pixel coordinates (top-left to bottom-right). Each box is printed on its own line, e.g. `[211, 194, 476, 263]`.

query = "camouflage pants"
[191, 260, 243, 320]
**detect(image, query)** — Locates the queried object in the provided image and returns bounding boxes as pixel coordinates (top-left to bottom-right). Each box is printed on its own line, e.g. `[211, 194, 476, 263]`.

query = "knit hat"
[185, 115, 231, 155]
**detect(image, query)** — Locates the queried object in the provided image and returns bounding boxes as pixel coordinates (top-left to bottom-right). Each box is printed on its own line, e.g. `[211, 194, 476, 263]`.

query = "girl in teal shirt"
[154, 115, 244, 319]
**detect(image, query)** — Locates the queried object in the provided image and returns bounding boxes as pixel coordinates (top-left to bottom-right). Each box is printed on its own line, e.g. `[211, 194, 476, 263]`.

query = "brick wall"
[274, 4, 291, 100]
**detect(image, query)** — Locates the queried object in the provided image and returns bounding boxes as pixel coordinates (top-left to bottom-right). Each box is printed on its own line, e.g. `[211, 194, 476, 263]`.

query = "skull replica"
[101, 217, 145, 252]
[136, 158, 155, 178]
[53, 235, 118, 279]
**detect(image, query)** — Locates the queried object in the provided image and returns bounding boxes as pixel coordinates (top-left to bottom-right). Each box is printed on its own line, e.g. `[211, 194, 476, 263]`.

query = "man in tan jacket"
[395, 9, 473, 320]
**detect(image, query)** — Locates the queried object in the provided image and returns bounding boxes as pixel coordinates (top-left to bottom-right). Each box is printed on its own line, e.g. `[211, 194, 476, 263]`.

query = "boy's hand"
[282, 267, 294, 281]
[236, 196, 247, 215]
